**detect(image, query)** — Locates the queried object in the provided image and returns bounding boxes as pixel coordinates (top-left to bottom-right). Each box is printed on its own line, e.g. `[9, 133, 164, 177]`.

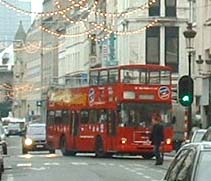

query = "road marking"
[29, 167, 47, 171]
[99, 163, 107, 166]
[17, 163, 32, 167]
[143, 175, 151, 179]
[44, 162, 60, 166]
[108, 163, 114, 166]
[18, 153, 62, 159]
[71, 162, 88, 165]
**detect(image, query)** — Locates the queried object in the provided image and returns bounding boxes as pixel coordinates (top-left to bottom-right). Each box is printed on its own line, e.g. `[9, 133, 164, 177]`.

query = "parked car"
[191, 129, 207, 142]
[22, 123, 55, 154]
[163, 142, 211, 181]
[0, 125, 7, 155]
[7, 122, 21, 136]
[179, 129, 207, 151]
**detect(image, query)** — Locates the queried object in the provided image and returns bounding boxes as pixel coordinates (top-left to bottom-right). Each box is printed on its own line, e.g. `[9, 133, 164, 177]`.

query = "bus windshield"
[121, 69, 171, 85]
[119, 103, 171, 127]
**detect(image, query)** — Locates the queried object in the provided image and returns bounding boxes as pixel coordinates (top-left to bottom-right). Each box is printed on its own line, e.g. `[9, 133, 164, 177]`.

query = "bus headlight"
[25, 138, 33, 146]
[166, 138, 171, 145]
[121, 138, 127, 144]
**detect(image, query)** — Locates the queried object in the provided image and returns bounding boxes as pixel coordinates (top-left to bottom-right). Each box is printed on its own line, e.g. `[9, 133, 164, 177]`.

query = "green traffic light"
[178, 75, 194, 107]
[180, 94, 193, 106]
[182, 95, 190, 102]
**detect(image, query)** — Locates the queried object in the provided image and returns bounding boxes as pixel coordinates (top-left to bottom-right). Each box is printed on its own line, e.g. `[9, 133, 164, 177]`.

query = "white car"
[191, 129, 207, 143]
[180, 129, 207, 151]
[163, 142, 211, 181]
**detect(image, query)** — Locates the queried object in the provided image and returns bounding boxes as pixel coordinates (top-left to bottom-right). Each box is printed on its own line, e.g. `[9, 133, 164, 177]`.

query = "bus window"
[160, 71, 171, 85]
[55, 110, 62, 124]
[98, 109, 107, 123]
[47, 111, 55, 125]
[122, 70, 132, 83]
[89, 110, 98, 123]
[62, 110, 70, 125]
[108, 69, 118, 83]
[90, 71, 98, 86]
[149, 71, 160, 84]
[99, 70, 108, 85]
[139, 71, 147, 84]
[81, 110, 89, 124]
[121, 69, 139, 84]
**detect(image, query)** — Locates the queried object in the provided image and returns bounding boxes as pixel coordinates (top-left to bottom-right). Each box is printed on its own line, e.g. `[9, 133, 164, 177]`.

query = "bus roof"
[89, 64, 173, 72]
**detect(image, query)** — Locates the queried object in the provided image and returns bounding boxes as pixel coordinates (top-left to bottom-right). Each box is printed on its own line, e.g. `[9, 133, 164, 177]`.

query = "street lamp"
[183, 23, 197, 138]
[196, 55, 211, 128]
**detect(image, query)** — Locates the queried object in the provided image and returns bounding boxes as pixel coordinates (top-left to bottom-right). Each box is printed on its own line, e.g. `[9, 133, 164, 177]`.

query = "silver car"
[163, 142, 211, 181]
[22, 123, 55, 154]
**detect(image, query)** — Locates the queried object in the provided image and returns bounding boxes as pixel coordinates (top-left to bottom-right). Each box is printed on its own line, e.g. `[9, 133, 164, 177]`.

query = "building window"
[165, 27, 179, 72]
[165, 0, 176, 17]
[149, 0, 160, 16]
[146, 27, 160, 64]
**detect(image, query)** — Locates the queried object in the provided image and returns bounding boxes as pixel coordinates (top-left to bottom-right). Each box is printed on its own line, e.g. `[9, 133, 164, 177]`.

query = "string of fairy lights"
[0, 0, 160, 51]
[0, 0, 160, 95]
[0, 0, 158, 18]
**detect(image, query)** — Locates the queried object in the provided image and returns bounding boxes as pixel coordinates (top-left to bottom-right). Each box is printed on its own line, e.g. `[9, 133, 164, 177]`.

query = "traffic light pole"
[187, 52, 192, 139]
[208, 77, 211, 128]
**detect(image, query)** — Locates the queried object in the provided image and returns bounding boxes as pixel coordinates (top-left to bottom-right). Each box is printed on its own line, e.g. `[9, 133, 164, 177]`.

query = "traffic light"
[36, 100, 42, 107]
[178, 75, 194, 107]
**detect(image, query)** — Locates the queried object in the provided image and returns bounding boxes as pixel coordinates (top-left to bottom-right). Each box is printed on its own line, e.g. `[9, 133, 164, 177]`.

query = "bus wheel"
[49, 149, 55, 154]
[60, 137, 69, 156]
[95, 136, 105, 158]
[142, 154, 154, 159]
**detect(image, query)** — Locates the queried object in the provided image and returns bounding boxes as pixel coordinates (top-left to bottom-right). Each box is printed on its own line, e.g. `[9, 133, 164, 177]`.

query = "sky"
[31, 0, 43, 12]
[30, 0, 43, 21]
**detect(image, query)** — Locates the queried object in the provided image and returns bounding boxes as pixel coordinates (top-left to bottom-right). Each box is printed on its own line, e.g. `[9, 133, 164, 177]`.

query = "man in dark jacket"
[150, 113, 164, 165]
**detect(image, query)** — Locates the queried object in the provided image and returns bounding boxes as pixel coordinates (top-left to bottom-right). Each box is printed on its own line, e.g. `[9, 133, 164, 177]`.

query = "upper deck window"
[121, 69, 143, 84]
[99, 70, 108, 85]
[108, 69, 118, 83]
[120, 68, 171, 85]
[160, 71, 171, 85]
[149, 71, 160, 84]
[90, 71, 98, 86]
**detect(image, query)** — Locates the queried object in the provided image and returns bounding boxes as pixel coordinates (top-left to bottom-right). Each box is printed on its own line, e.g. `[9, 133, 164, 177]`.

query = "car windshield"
[192, 131, 206, 142]
[195, 151, 211, 181]
[27, 125, 46, 135]
[8, 123, 20, 129]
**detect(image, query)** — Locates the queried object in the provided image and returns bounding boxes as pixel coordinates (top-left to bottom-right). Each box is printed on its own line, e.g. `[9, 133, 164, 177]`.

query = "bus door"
[71, 111, 80, 149]
[62, 110, 72, 140]
[107, 110, 117, 150]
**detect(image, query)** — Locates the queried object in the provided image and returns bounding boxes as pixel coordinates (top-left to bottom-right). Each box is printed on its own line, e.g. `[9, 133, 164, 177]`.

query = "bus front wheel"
[60, 137, 69, 156]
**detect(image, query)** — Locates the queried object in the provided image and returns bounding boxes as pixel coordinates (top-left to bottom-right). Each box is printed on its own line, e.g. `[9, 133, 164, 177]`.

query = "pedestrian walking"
[150, 113, 164, 165]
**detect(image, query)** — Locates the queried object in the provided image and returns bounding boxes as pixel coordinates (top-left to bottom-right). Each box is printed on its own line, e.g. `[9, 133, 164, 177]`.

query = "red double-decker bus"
[46, 64, 174, 158]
